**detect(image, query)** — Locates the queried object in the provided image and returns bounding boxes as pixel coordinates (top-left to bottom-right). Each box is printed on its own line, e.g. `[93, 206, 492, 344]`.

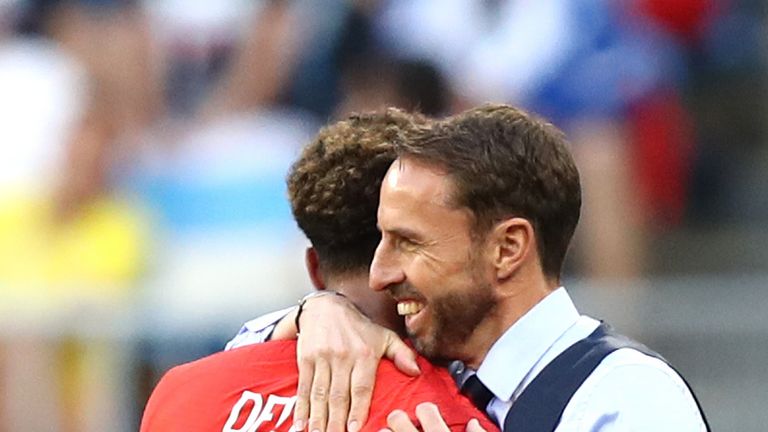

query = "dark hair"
[288, 108, 428, 275]
[394, 104, 581, 278]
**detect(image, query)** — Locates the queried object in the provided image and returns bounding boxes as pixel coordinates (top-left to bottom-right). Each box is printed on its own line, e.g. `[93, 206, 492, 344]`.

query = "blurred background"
[0, 0, 765, 430]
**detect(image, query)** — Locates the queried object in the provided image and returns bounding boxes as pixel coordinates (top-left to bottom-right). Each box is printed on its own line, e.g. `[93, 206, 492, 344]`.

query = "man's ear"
[489, 218, 535, 281]
[305, 247, 326, 290]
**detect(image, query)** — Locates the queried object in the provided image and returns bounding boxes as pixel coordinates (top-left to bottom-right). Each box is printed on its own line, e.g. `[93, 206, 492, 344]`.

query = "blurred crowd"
[0, 0, 765, 430]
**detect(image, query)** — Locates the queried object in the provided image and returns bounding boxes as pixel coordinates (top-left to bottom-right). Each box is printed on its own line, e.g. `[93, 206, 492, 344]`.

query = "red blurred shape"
[635, 0, 724, 41]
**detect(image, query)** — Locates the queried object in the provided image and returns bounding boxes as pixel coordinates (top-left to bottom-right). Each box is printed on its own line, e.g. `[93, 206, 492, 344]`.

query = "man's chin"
[408, 333, 453, 365]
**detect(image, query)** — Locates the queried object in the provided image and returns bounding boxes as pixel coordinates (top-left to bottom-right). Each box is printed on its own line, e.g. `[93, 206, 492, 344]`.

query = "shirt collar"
[476, 287, 580, 401]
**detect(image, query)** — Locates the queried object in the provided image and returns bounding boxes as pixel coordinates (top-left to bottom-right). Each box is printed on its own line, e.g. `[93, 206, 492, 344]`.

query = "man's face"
[370, 157, 497, 362]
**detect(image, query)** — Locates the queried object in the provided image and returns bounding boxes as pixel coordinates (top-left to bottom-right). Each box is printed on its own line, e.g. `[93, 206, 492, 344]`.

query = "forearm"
[225, 292, 348, 349]
[271, 307, 300, 340]
[225, 306, 296, 350]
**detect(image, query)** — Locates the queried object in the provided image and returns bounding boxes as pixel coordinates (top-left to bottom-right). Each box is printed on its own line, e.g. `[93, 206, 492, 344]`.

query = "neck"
[326, 272, 405, 336]
[325, 272, 369, 296]
[461, 276, 556, 369]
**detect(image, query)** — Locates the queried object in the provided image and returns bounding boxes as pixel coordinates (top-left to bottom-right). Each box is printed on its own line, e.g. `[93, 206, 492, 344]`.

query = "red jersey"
[141, 340, 498, 432]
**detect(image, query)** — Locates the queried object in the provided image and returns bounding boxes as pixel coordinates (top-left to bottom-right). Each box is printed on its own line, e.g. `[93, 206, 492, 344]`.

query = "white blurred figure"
[133, 0, 321, 359]
[0, 1, 156, 430]
[0, 4, 87, 430]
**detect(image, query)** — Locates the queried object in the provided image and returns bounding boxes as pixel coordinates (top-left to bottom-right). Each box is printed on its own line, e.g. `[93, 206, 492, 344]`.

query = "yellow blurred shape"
[0, 192, 149, 304]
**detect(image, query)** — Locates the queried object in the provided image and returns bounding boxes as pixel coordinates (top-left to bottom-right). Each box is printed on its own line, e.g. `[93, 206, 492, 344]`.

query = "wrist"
[295, 290, 347, 335]
[271, 308, 300, 340]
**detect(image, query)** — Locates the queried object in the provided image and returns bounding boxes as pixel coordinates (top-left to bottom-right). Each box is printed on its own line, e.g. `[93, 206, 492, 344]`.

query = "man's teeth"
[397, 301, 425, 316]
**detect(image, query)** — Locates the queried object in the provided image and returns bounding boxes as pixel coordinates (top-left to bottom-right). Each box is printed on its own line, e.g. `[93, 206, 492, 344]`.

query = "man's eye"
[396, 238, 418, 251]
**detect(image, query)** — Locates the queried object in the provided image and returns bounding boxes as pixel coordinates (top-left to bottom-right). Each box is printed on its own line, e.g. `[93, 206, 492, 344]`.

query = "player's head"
[287, 108, 428, 332]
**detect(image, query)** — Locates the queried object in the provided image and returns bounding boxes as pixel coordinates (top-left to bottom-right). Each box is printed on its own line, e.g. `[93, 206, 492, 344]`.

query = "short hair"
[288, 108, 428, 275]
[394, 104, 581, 278]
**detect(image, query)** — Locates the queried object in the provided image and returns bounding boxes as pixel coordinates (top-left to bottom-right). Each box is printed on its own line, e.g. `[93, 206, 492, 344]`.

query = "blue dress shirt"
[464, 287, 707, 431]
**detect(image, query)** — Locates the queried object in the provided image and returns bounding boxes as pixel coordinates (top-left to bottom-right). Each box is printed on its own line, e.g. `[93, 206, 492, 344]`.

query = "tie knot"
[460, 373, 494, 412]
[448, 360, 466, 384]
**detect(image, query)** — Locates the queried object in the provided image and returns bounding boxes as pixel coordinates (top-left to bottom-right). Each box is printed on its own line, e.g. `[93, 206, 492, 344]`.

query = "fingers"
[293, 294, 355, 432]
[386, 403, 452, 432]
[465, 418, 487, 432]
[292, 295, 396, 432]
[414, 403, 450, 432]
[308, 359, 331, 432]
[347, 350, 378, 432]
[386, 409, 420, 432]
[326, 359, 352, 432]
[294, 349, 354, 432]
[385, 335, 420, 376]
[293, 353, 315, 431]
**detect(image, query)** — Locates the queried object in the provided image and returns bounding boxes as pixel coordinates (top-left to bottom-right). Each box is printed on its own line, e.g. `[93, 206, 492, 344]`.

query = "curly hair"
[395, 104, 581, 279]
[288, 108, 429, 275]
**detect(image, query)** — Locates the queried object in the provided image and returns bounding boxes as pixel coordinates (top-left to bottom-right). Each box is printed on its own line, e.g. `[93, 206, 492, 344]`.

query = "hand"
[465, 418, 487, 432]
[382, 404, 487, 432]
[293, 293, 420, 432]
[379, 402, 486, 432]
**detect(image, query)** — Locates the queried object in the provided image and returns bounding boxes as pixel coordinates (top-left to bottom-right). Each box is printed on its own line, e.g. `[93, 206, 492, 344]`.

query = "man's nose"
[369, 242, 404, 292]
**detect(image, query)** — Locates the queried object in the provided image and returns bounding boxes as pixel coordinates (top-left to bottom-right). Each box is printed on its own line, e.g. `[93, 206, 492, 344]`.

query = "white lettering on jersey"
[222, 391, 297, 432]
[223, 391, 263, 432]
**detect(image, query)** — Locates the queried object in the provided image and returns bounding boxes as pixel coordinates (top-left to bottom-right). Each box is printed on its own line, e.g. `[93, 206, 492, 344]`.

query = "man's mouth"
[397, 300, 425, 316]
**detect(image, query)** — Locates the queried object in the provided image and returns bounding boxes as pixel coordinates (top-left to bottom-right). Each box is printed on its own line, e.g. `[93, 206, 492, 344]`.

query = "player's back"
[141, 340, 498, 432]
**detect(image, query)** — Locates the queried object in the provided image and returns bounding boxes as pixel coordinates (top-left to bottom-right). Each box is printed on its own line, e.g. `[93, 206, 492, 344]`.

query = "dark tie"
[462, 374, 494, 412]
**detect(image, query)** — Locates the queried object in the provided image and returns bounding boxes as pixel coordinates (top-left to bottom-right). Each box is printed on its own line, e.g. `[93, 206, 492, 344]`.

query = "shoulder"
[140, 363, 197, 431]
[588, 348, 697, 401]
[141, 340, 299, 431]
[146, 341, 298, 407]
[560, 348, 706, 431]
[170, 340, 298, 380]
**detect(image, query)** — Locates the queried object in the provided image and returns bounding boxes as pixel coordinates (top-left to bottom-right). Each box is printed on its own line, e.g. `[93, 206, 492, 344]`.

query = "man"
[231, 104, 709, 431]
[140, 109, 498, 432]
